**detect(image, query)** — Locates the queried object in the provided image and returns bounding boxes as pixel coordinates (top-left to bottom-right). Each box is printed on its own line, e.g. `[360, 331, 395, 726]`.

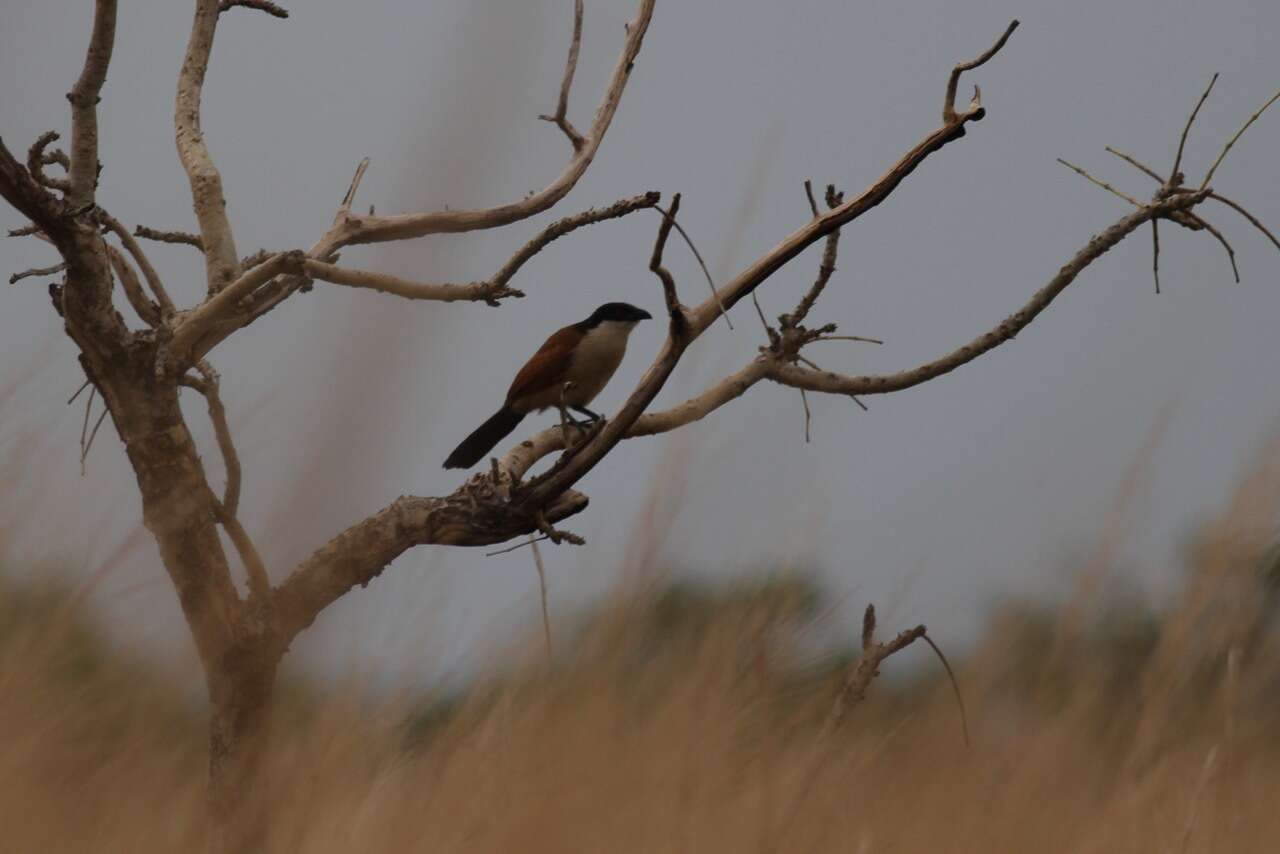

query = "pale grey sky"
[2, 1, 1278, 688]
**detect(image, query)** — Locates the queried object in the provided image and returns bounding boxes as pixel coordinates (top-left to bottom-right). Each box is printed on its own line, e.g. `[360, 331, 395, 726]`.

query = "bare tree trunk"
[207, 656, 278, 854]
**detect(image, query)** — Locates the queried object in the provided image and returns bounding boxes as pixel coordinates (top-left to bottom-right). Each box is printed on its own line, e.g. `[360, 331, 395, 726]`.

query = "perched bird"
[443, 302, 652, 469]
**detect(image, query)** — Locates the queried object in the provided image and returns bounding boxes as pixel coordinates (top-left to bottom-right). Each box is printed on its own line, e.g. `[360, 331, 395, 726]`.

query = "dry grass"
[2, 362, 1280, 852]
[2, 485, 1279, 852]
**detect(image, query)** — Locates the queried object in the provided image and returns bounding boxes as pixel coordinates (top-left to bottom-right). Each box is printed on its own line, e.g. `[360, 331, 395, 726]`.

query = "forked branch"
[322, 0, 656, 247]
[537, 0, 586, 150]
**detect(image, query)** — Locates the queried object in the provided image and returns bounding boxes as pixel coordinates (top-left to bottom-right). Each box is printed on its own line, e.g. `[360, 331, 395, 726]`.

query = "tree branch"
[1201, 86, 1280, 191]
[9, 262, 66, 285]
[1209, 192, 1280, 252]
[176, 0, 241, 293]
[218, 0, 289, 18]
[168, 250, 306, 368]
[302, 261, 522, 304]
[766, 191, 1208, 397]
[99, 213, 177, 316]
[181, 363, 242, 516]
[304, 191, 660, 304]
[28, 132, 71, 194]
[943, 19, 1019, 124]
[537, 0, 586, 150]
[105, 244, 161, 326]
[66, 0, 118, 208]
[135, 224, 204, 249]
[272, 485, 589, 643]
[0, 138, 65, 235]
[322, 0, 656, 248]
[1172, 73, 1218, 183]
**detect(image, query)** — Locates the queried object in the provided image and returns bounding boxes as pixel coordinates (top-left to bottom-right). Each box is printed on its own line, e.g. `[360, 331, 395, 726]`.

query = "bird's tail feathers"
[443, 406, 525, 470]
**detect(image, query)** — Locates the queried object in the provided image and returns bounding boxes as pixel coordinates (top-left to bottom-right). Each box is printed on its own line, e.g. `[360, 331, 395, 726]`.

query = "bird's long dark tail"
[443, 407, 526, 469]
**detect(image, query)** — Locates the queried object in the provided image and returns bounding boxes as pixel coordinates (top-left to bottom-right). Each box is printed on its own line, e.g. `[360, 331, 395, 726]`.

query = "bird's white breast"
[564, 320, 636, 406]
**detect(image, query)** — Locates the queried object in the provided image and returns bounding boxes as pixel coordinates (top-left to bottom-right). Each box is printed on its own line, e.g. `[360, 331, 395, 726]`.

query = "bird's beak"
[637, 308, 653, 320]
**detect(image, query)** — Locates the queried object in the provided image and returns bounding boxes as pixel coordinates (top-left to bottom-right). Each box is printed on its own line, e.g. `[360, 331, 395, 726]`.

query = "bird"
[443, 301, 653, 469]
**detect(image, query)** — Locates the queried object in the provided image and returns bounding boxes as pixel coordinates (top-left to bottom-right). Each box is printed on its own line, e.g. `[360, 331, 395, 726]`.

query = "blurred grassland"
[2, 503, 1279, 852]
[2, 362, 1280, 852]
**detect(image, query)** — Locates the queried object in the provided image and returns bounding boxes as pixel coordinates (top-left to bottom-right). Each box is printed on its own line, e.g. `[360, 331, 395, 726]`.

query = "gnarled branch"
[272, 485, 589, 644]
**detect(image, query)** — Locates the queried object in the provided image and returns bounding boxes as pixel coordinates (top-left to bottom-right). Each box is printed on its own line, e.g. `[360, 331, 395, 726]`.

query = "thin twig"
[650, 195, 683, 327]
[943, 19, 1019, 123]
[67, 378, 92, 406]
[1173, 73, 1218, 183]
[1151, 218, 1161, 294]
[79, 387, 95, 459]
[750, 291, 774, 339]
[537, 0, 586, 150]
[1208, 192, 1280, 252]
[803, 178, 820, 217]
[1195, 216, 1240, 282]
[217, 0, 289, 17]
[8, 224, 43, 238]
[485, 535, 552, 557]
[800, 389, 812, 443]
[1056, 159, 1145, 208]
[9, 262, 66, 284]
[1104, 146, 1164, 184]
[1201, 86, 1280, 190]
[812, 335, 884, 345]
[135, 224, 203, 249]
[922, 633, 970, 747]
[337, 157, 369, 221]
[650, 205, 730, 329]
[81, 401, 110, 476]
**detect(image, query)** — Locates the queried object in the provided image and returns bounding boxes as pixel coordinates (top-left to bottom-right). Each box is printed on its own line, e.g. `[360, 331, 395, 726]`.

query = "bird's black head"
[585, 302, 652, 325]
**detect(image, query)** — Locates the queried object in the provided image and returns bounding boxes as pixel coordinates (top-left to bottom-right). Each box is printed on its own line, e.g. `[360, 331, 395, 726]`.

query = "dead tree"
[2, 1, 1276, 850]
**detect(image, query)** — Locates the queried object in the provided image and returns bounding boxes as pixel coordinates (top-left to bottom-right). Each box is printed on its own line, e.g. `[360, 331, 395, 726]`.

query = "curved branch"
[943, 19, 1019, 123]
[67, 0, 118, 208]
[0, 138, 64, 234]
[28, 132, 71, 194]
[176, 0, 241, 293]
[766, 192, 1208, 397]
[326, 0, 656, 248]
